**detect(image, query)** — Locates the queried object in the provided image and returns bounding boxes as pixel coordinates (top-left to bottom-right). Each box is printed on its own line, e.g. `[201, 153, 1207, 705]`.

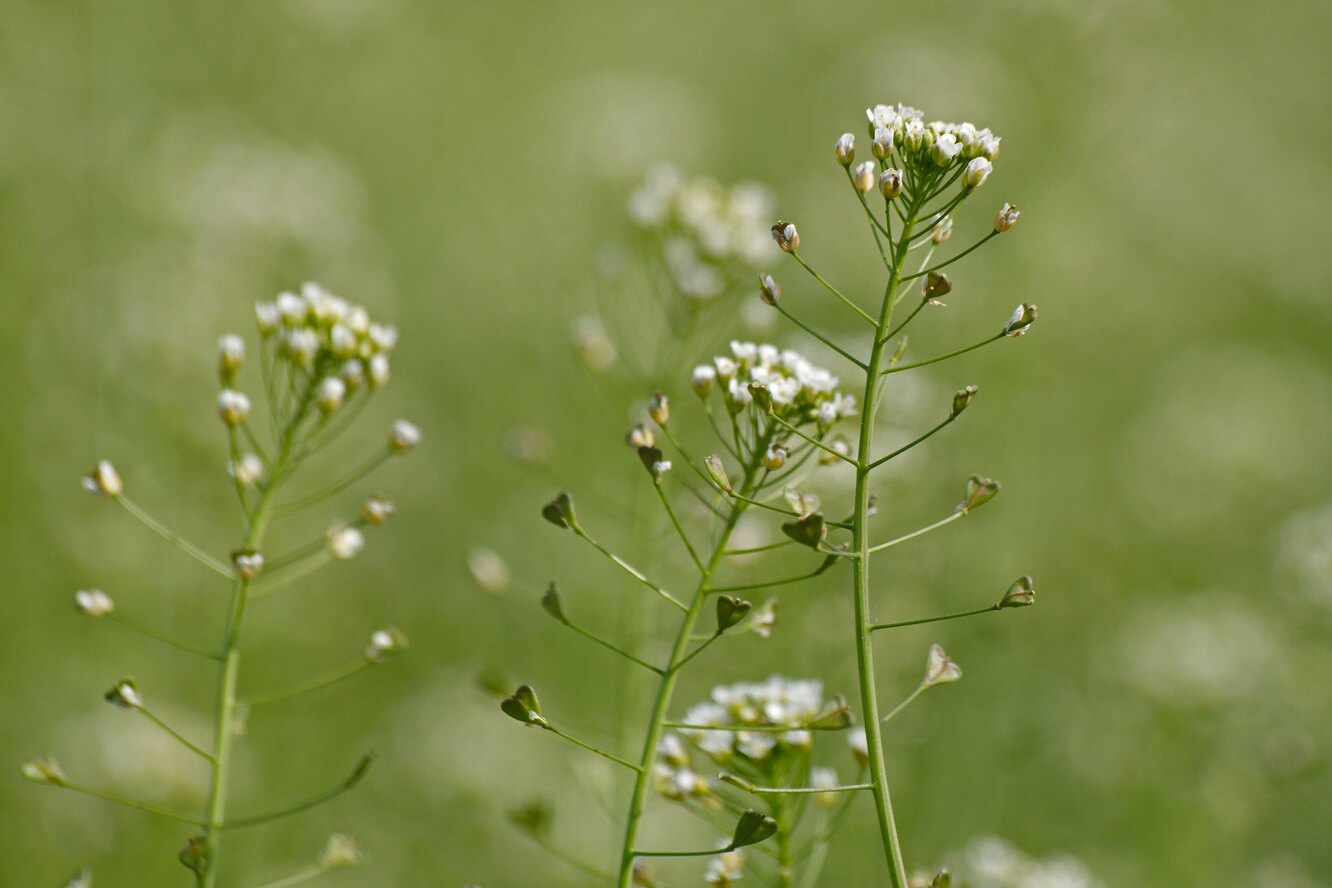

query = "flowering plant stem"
[614, 453, 766, 887]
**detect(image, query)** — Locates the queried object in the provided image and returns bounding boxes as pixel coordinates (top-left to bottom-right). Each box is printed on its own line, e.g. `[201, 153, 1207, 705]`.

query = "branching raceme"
[24, 283, 421, 887]
[502, 101, 1041, 888]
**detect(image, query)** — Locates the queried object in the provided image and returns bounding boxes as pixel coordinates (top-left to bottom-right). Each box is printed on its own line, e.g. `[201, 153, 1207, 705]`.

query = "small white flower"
[341, 359, 366, 389]
[811, 766, 840, 808]
[368, 323, 399, 352]
[658, 732, 689, 767]
[467, 547, 510, 593]
[217, 334, 245, 374]
[387, 419, 421, 454]
[317, 833, 365, 869]
[83, 460, 123, 497]
[327, 525, 365, 560]
[284, 328, 319, 366]
[692, 364, 717, 397]
[233, 550, 264, 579]
[848, 726, 869, 765]
[75, 588, 114, 617]
[228, 453, 265, 487]
[366, 627, 407, 662]
[963, 156, 993, 190]
[932, 133, 962, 165]
[361, 495, 395, 525]
[834, 132, 855, 166]
[329, 323, 357, 358]
[105, 679, 143, 711]
[922, 643, 963, 687]
[20, 756, 67, 785]
[254, 302, 280, 336]
[368, 353, 390, 387]
[994, 202, 1021, 233]
[217, 390, 251, 426]
[316, 377, 346, 413]
[852, 160, 877, 192]
[276, 291, 306, 325]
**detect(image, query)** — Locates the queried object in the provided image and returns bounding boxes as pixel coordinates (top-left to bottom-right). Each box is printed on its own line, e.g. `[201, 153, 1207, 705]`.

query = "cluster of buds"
[863, 103, 1001, 175]
[692, 340, 857, 427]
[627, 165, 778, 300]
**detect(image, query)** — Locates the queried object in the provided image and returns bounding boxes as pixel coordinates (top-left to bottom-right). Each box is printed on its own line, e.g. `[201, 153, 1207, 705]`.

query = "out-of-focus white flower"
[327, 525, 365, 560]
[233, 550, 264, 579]
[255, 302, 280, 335]
[83, 460, 123, 497]
[848, 726, 869, 765]
[368, 353, 390, 387]
[658, 732, 689, 768]
[366, 627, 407, 662]
[705, 847, 745, 886]
[570, 314, 617, 371]
[467, 548, 511, 593]
[316, 376, 346, 412]
[317, 833, 365, 869]
[217, 334, 245, 374]
[75, 588, 115, 617]
[104, 679, 144, 711]
[388, 419, 421, 453]
[217, 390, 251, 426]
[810, 766, 840, 808]
[229, 453, 265, 488]
[922, 643, 963, 688]
[20, 756, 67, 785]
[361, 495, 395, 525]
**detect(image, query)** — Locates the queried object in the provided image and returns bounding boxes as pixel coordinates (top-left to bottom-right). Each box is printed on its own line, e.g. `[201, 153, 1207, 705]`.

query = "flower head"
[327, 525, 365, 560]
[388, 420, 421, 454]
[75, 588, 114, 617]
[83, 460, 122, 497]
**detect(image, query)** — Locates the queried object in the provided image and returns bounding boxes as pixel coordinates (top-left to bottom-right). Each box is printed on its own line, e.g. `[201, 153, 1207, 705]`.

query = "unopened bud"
[748, 381, 773, 413]
[851, 161, 876, 193]
[255, 302, 280, 336]
[327, 525, 365, 560]
[318, 833, 365, 869]
[758, 273, 780, 306]
[1001, 575, 1036, 608]
[316, 377, 346, 413]
[361, 495, 395, 525]
[770, 221, 799, 253]
[922, 643, 963, 688]
[648, 391, 669, 425]
[368, 353, 391, 387]
[366, 627, 408, 662]
[1002, 303, 1037, 337]
[763, 444, 788, 471]
[217, 335, 245, 378]
[20, 756, 67, 785]
[962, 157, 992, 190]
[719, 772, 757, 792]
[388, 419, 422, 453]
[229, 453, 265, 488]
[692, 365, 717, 397]
[541, 491, 578, 530]
[820, 435, 852, 466]
[500, 684, 544, 726]
[704, 454, 733, 493]
[104, 678, 144, 711]
[931, 216, 953, 244]
[83, 460, 123, 497]
[834, 133, 855, 167]
[467, 547, 511, 593]
[930, 869, 953, 888]
[232, 549, 264, 579]
[810, 766, 840, 808]
[960, 475, 1000, 512]
[848, 727, 869, 766]
[217, 389, 251, 426]
[75, 588, 114, 617]
[626, 423, 655, 448]
[994, 202, 1020, 233]
[879, 168, 904, 199]
[951, 385, 978, 418]
[872, 127, 894, 159]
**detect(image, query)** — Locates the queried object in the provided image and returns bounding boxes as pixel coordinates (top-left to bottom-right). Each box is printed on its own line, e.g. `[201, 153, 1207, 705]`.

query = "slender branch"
[106, 613, 221, 660]
[868, 510, 967, 554]
[254, 867, 326, 888]
[654, 482, 704, 573]
[717, 488, 851, 530]
[725, 539, 796, 556]
[571, 527, 688, 612]
[664, 722, 848, 733]
[866, 416, 955, 471]
[558, 618, 664, 676]
[241, 658, 375, 707]
[880, 685, 925, 724]
[140, 707, 215, 762]
[870, 604, 999, 632]
[115, 496, 233, 579]
[789, 253, 877, 327]
[220, 755, 374, 830]
[55, 779, 205, 825]
[248, 551, 334, 599]
[632, 847, 738, 859]
[272, 451, 391, 515]
[722, 775, 873, 796]
[772, 303, 868, 371]
[881, 333, 1005, 376]
[710, 561, 838, 594]
[539, 723, 643, 773]
[767, 413, 859, 467]
[901, 231, 1000, 281]
[672, 632, 721, 672]
[521, 831, 613, 882]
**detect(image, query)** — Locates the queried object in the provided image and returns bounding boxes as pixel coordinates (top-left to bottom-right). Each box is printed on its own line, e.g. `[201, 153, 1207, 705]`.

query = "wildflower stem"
[865, 416, 955, 471]
[254, 866, 326, 888]
[520, 832, 614, 881]
[632, 847, 740, 858]
[114, 496, 233, 580]
[140, 707, 215, 762]
[709, 559, 838, 594]
[704, 403, 742, 462]
[847, 169, 893, 258]
[766, 413, 859, 467]
[790, 253, 877, 328]
[571, 527, 688, 612]
[672, 631, 721, 671]
[868, 510, 966, 554]
[220, 754, 374, 830]
[663, 721, 847, 733]
[241, 658, 375, 707]
[724, 539, 796, 556]
[724, 777, 874, 795]
[900, 231, 1000, 281]
[883, 298, 928, 341]
[653, 481, 705, 573]
[771, 303, 868, 371]
[225, 428, 252, 528]
[557, 618, 665, 676]
[658, 424, 729, 497]
[55, 779, 206, 825]
[718, 488, 851, 529]
[273, 450, 391, 515]
[881, 332, 1006, 375]
[870, 604, 999, 632]
[539, 723, 643, 773]
[880, 685, 926, 724]
[105, 613, 221, 660]
[247, 551, 334, 599]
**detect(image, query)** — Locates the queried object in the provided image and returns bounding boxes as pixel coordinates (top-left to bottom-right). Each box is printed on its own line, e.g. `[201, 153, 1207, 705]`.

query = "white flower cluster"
[254, 282, 399, 402]
[705, 848, 745, 886]
[953, 836, 1102, 888]
[693, 341, 857, 427]
[863, 102, 1001, 182]
[678, 676, 824, 762]
[628, 165, 777, 300]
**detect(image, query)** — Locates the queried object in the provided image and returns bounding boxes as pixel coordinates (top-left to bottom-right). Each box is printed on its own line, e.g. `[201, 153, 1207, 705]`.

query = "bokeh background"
[3, 0, 1330, 885]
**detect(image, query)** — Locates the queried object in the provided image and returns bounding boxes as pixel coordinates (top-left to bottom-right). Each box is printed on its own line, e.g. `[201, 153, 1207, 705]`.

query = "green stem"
[241, 658, 375, 707]
[254, 866, 326, 888]
[272, 450, 390, 515]
[882, 333, 1005, 375]
[572, 527, 688, 612]
[900, 231, 1000, 281]
[767, 413, 859, 466]
[790, 253, 877, 327]
[106, 613, 221, 660]
[57, 779, 206, 825]
[654, 481, 704, 573]
[140, 708, 215, 762]
[560, 619, 664, 676]
[772, 303, 868, 371]
[868, 510, 966, 554]
[220, 755, 373, 830]
[540, 723, 642, 772]
[865, 416, 955, 471]
[880, 685, 926, 725]
[870, 604, 999, 632]
[114, 496, 233, 579]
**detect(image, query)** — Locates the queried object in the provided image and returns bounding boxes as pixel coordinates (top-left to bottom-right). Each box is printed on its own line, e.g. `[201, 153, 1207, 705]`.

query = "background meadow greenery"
[3, 0, 1330, 884]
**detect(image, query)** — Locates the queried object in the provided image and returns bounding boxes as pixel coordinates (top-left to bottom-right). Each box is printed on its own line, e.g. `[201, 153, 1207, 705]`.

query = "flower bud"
[327, 525, 365, 560]
[232, 549, 264, 579]
[931, 133, 962, 166]
[704, 454, 733, 493]
[83, 460, 123, 497]
[229, 453, 265, 488]
[762, 444, 788, 471]
[852, 161, 876, 193]
[747, 381, 772, 413]
[960, 475, 1000, 512]
[834, 133, 855, 167]
[648, 391, 669, 425]
[994, 202, 1020, 233]
[217, 334, 245, 379]
[388, 419, 421, 453]
[770, 221, 799, 253]
[626, 423, 655, 449]
[922, 271, 952, 303]
[75, 588, 114, 617]
[179, 835, 208, 876]
[217, 389, 251, 426]
[848, 727, 869, 766]
[104, 678, 144, 711]
[715, 595, 752, 632]
[962, 157, 992, 190]
[951, 384, 978, 418]
[1001, 575, 1036, 608]
[719, 772, 757, 792]
[879, 168, 904, 199]
[810, 766, 840, 808]
[758, 273, 780, 306]
[748, 597, 778, 638]
[541, 491, 578, 530]
[820, 435, 852, 466]
[931, 215, 954, 245]
[368, 353, 391, 387]
[540, 582, 567, 622]
[922, 643, 963, 688]
[361, 495, 395, 525]
[872, 127, 894, 159]
[21, 756, 67, 785]
[318, 833, 366, 869]
[691, 364, 717, 397]
[1002, 303, 1037, 337]
[658, 733, 689, 768]
[63, 869, 91, 888]
[468, 547, 511, 593]
[316, 377, 346, 413]
[500, 684, 545, 726]
[714, 356, 737, 383]
[366, 627, 408, 662]
[255, 302, 280, 336]
[930, 869, 953, 888]
[637, 445, 672, 482]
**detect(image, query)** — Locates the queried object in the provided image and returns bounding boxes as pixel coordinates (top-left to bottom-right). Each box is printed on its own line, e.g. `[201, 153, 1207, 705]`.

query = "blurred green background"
[3, 0, 1330, 885]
